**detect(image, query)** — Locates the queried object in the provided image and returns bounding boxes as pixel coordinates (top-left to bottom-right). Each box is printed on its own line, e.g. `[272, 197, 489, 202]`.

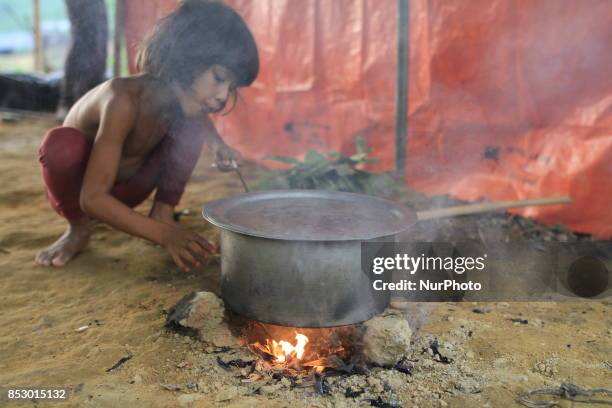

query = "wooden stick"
[32, 0, 43, 71]
[416, 196, 572, 221]
[113, 0, 125, 77]
[394, 0, 409, 180]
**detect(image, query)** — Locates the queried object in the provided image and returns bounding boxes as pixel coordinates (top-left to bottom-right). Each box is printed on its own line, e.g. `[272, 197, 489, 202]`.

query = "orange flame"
[270, 333, 309, 363]
[245, 322, 358, 372]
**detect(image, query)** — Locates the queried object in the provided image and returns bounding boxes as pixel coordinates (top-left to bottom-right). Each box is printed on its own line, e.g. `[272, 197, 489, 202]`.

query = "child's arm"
[202, 115, 242, 171]
[147, 115, 235, 225]
[79, 83, 213, 270]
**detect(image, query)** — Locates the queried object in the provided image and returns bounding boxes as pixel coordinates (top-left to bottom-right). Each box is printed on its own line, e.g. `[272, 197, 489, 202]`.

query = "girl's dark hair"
[137, 0, 259, 89]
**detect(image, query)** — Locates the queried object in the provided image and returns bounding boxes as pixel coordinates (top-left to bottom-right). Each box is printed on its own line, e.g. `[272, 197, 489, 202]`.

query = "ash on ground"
[165, 291, 485, 408]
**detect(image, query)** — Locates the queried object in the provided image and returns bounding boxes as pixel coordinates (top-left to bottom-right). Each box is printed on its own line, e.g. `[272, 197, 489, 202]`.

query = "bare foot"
[36, 218, 92, 267]
[149, 201, 181, 227]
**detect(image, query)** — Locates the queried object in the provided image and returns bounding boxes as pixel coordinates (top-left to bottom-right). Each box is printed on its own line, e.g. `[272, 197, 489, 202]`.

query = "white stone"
[166, 291, 238, 348]
[362, 313, 412, 366]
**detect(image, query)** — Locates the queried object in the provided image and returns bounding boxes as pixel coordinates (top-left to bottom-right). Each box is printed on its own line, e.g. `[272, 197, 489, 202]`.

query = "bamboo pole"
[394, 0, 409, 181]
[416, 196, 572, 221]
[32, 0, 43, 71]
[113, 0, 125, 77]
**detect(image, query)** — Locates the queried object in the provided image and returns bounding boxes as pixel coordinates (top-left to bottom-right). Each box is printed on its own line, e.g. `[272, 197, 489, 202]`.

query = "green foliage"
[256, 137, 401, 197]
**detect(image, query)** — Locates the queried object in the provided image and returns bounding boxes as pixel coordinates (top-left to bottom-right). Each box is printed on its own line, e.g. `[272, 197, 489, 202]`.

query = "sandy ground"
[0, 118, 610, 408]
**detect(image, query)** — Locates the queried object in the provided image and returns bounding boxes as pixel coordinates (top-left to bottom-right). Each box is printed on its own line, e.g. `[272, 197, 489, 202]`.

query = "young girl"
[36, 0, 259, 271]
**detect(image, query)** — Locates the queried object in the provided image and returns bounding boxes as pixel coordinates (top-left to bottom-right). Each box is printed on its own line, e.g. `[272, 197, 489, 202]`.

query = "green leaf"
[255, 173, 291, 190]
[349, 152, 368, 162]
[335, 163, 355, 177]
[257, 143, 405, 196]
[263, 155, 301, 165]
[304, 150, 327, 164]
[302, 161, 334, 178]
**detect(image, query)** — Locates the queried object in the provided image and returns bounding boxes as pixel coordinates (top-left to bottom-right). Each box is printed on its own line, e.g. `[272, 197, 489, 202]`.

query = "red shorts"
[38, 125, 204, 221]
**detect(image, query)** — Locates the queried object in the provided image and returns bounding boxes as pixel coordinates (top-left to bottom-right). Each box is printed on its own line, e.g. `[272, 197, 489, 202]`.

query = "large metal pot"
[203, 190, 417, 327]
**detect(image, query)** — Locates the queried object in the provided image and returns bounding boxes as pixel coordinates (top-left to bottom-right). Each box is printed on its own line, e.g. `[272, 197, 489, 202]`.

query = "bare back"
[63, 75, 173, 182]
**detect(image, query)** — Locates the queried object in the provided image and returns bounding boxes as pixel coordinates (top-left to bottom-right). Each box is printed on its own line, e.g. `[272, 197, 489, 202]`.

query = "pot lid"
[202, 190, 417, 241]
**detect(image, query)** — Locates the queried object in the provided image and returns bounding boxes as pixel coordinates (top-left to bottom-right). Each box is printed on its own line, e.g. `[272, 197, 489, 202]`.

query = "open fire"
[237, 320, 364, 373]
[252, 333, 309, 363]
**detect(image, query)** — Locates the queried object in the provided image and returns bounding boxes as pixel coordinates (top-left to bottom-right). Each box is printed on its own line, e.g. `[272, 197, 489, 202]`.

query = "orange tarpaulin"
[125, 0, 612, 238]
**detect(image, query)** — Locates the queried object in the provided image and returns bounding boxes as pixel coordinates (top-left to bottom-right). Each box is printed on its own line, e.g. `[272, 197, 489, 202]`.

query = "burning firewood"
[240, 321, 364, 375]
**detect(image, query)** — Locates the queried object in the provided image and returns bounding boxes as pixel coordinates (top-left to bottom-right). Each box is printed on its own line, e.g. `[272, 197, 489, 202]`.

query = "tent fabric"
[124, 0, 612, 238]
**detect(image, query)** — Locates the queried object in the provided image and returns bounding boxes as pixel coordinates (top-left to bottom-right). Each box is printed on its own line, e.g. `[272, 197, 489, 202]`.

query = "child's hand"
[215, 144, 242, 172]
[161, 225, 217, 272]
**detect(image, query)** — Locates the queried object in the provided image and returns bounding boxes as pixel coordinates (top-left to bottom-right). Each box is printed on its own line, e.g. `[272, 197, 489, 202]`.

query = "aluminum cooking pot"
[203, 190, 417, 327]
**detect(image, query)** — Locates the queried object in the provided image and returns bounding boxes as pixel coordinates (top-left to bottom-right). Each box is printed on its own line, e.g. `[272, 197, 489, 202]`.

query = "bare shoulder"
[94, 77, 149, 142]
[100, 77, 140, 115]
[102, 76, 151, 108]
[64, 76, 142, 129]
